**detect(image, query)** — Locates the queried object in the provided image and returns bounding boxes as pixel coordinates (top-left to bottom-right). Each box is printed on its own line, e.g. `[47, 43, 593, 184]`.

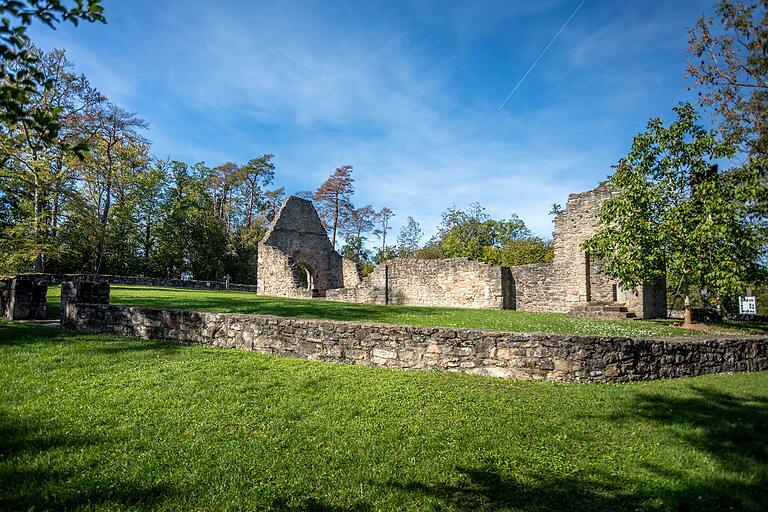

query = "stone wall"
[257, 196, 358, 297]
[0, 274, 49, 320]
[507, 184, 667, 318]
[52, 274, 258, 292]
[327, 258, 512, 309]
[61, 276, 111, 325]
[65, 299, 768, 383]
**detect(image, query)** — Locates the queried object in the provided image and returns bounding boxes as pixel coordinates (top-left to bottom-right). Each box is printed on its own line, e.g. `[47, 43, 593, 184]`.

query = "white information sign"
[739, 296, 757, 315]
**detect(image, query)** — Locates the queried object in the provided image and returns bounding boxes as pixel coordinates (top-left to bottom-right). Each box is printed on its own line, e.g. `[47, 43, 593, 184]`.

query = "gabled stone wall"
[257, 196, 359, 298]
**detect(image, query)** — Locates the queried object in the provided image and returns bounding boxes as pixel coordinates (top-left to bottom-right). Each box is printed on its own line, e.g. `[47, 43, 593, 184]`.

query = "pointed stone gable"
[262, 196, 331, 248]
[257, 196, 360, 297]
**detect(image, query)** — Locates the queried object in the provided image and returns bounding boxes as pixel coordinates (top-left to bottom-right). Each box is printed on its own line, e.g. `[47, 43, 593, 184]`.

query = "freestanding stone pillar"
[60, 276, 110, 327]
[0, 274, 49, 320]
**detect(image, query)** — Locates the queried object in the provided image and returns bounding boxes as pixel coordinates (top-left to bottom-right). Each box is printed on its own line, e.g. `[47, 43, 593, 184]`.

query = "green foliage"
[0, 0, 105, 152]
[2, 320, 767, 510]
[396, 216, 422, 257]
[425, 203, 553, 267]
[584, 103, 767, 307]
[687, 0, 768, 159]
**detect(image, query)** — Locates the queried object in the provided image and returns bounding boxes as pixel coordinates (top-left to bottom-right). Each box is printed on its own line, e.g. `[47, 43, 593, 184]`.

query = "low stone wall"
[327, 258, 512, 309]
[53, 274, 258, 292]
[64, 302, 768, 383]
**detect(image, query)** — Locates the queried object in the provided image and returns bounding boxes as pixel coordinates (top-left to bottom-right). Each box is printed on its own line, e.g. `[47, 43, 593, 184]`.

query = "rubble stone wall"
[0, 274, 48, 320]
[327, 258, 512, 309]
[65, 301, 768, 383]
[53, 274, 258, 292]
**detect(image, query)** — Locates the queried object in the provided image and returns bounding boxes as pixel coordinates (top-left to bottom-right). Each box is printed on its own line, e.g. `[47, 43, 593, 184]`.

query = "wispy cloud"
[28, 0, 711, 241]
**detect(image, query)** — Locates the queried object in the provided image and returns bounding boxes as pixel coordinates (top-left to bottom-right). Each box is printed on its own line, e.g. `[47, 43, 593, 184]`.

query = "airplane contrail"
[497, 0, 587, 111]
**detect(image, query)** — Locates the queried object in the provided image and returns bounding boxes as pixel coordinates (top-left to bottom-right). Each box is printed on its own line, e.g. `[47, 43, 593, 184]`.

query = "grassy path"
[1, 321, 766, 511]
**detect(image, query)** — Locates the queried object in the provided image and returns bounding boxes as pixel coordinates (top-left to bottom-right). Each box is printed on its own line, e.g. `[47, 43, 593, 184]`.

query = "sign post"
[739, 296, 757, 315]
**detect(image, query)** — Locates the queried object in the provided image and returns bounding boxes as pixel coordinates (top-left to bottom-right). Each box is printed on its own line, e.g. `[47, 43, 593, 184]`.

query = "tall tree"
[687, 0, 768, 158]
[0, 47, 103, 270]
[79, 103, 147, 272]
[396, 216, 422, 257]
[583, 103, 766, 327]
[373, 206, 394, 254]
[314, 164, 354, 248]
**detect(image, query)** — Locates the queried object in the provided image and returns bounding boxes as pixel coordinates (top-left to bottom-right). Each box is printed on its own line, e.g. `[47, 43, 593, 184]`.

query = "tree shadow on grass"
[388, 385, 768, 511]
[0, 321, 70, 345]
[268, 496, 372, 511]
[0, 411, 182, 510]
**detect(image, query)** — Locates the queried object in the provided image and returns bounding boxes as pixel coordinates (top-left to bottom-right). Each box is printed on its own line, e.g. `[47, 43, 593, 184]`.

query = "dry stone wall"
[327, 258, 512, 309]
[65, 301, 768, 383]
[53, 274, 258, 292]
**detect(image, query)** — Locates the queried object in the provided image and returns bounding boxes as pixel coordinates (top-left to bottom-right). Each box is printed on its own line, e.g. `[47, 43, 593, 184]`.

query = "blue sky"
[30, 0, 714, 241]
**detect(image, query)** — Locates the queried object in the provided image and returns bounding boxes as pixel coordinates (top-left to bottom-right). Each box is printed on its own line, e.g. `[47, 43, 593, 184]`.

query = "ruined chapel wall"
[257, 197, 345, 296]
[551, 183, 617, 307]
[256, 245, 313, 298]
[341, 257, 362, 288]
[327, 258, 510, 309]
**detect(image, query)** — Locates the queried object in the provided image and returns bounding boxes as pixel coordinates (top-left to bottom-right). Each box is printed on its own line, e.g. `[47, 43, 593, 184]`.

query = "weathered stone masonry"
[327, 258, 512, 309]
[0, 274, 48, 320]
[61, 279, 768, 383]
[257, 197, 360, 298]
[324, 184, 667, 318]
[509, 184, 667, 318]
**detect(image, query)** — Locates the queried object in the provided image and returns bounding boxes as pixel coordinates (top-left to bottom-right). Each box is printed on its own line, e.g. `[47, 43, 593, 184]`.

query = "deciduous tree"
[583, 103, 766, 327]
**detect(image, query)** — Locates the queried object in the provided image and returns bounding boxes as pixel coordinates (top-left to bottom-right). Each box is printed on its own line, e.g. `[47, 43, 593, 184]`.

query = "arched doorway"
[295, 263, 314, 291]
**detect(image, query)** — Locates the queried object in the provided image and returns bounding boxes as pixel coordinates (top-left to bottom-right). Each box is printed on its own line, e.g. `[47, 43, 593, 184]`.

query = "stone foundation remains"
[0, 274, 49, 320]
[60, 280, 767, 383]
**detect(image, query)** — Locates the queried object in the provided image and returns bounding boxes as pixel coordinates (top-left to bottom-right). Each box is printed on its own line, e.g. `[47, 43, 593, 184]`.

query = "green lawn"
[1, 321, 766, 511]
[46, 284, 767, 337]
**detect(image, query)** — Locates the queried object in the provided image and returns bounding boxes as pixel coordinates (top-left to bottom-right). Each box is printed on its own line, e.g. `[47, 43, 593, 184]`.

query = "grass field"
[1, 320, 766, 511]
[46, 285, 768, 337]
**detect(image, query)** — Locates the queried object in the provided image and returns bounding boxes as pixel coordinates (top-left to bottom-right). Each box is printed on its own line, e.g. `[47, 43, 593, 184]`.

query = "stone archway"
[295, 262, 314, 292]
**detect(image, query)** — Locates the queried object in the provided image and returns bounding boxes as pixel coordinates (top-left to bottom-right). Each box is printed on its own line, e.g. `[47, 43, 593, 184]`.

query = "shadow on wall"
[386, 386, 768, 511]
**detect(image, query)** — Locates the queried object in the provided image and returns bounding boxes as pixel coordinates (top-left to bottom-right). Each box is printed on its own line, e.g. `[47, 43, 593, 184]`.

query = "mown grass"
[1, 321, 766, 511]
[46, 285, 768, 337]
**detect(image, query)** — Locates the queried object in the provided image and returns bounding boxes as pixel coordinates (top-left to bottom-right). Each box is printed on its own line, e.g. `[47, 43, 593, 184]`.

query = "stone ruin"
[257, 184, 667, 319]
[257, 196, 361, 298]
[0, 274, 49, 320]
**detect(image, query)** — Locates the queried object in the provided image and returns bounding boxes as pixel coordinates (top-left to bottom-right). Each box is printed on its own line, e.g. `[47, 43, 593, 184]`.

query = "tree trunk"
[331, 196, 339, 248]
[33, 173, 44, 272]
[683, 293, 693, 328]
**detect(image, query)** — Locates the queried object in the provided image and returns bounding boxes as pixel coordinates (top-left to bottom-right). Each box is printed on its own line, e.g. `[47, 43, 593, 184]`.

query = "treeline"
[0, 46, 554, 282]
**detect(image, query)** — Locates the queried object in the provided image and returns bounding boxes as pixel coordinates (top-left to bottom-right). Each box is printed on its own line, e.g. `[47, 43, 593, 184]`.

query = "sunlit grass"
[46, 285, 767, 337]
[2, 321, 766, 511]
